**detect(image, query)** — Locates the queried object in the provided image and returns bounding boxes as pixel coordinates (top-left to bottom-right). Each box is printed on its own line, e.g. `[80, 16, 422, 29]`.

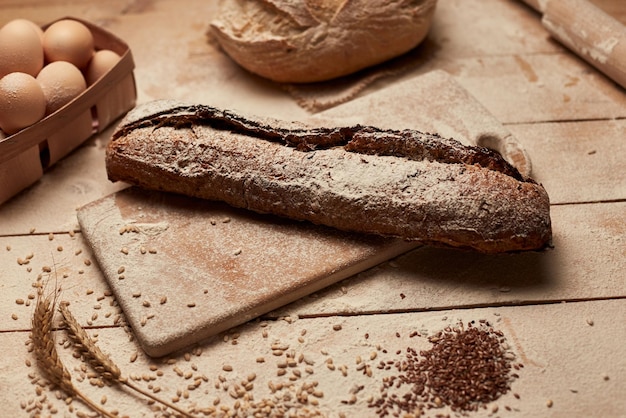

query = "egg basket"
[0, 16, 137, 206]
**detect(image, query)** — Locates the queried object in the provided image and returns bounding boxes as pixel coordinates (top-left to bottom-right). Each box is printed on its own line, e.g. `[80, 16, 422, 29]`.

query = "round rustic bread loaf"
[209, 0, 437, 83]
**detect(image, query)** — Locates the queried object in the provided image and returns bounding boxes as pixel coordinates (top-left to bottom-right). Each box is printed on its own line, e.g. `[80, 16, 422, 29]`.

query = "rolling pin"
[520, 0, 626, 90]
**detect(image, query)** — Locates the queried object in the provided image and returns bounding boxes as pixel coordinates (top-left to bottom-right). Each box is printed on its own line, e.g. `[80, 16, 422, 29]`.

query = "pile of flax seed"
[369, 320, 521, 417]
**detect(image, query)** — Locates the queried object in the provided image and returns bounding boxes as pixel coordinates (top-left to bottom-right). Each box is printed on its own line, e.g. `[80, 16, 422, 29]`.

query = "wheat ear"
[59, 302, 122, 380]
[32, 289, 117, 418]
[59, 303, 196, 418]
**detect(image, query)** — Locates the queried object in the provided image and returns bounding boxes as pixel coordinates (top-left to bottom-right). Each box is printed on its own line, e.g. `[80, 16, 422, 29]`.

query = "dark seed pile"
[369, 321, 520, 417]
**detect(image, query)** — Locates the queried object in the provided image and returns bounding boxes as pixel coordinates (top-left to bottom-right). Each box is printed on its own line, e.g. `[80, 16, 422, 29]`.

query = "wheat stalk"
[32, 288, 117, 418]
[59, 303, 196, 418]
[32, 289, 73, 393]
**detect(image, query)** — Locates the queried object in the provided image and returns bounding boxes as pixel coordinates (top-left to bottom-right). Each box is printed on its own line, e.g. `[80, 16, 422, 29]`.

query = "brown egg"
[17, 18, 44, 40]
[43, 19, 94, 70]
[36, 61, 87, 115]
[85, 49, 121, 85]
[0, 19, 44, 78]
[0, 72, 46, 135]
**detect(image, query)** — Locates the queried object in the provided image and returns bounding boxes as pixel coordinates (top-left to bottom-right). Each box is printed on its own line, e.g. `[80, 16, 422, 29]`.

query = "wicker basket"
[0, 16, 137, 205]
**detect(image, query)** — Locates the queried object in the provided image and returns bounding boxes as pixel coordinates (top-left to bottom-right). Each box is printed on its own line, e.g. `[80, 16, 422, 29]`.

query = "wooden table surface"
[1, 0, 625, 417]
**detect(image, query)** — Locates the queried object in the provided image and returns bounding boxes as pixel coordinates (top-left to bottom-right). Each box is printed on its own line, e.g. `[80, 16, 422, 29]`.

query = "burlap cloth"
[280, 40, 440, 113]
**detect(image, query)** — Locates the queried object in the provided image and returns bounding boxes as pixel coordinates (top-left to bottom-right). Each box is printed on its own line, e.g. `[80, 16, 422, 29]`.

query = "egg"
[0, 19, 44, 78]
[85, 49, 121, 85]
[36, 61, 87, 115]
[43, 19, 94, 70]
[0, 72, 46, 135]
[17, 18, 44, 40]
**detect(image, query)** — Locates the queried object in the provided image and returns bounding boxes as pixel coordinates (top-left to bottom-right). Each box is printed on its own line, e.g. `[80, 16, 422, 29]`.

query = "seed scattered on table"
[119, 225, 140, 234]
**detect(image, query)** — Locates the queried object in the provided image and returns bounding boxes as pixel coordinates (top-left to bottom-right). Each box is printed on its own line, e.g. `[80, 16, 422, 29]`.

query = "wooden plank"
[270, 201, 626, 318]
[2, 201, 623, 334]
[1, 299, 623, 416]
[0, 1, 131, 26]
[509, 119, 626, 204]
[431, 0, 560, 57]
[0, 232, 115, 333]
[442, 52, 626, 124]
[1, 1, 625, 416]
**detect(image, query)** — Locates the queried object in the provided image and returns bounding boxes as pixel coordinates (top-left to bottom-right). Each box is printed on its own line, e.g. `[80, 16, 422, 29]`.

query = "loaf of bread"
[209, 0, 438, 83]
[106, 100, 552, 253]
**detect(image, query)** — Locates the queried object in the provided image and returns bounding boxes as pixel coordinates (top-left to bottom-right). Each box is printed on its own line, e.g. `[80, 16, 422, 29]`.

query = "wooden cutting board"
[78, 70, 531, 357]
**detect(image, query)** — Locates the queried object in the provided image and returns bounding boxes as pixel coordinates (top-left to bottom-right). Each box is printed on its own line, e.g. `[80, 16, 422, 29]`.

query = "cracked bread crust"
[106, 101, 552, 253]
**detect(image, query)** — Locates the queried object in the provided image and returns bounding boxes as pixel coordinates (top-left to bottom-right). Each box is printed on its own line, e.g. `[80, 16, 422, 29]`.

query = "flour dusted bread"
[106, 100, 552, 253]
[209, 0, 437, 83]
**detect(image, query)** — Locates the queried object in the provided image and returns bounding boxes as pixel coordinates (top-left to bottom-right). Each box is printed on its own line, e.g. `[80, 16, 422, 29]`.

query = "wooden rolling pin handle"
[541, 0, 626, 90]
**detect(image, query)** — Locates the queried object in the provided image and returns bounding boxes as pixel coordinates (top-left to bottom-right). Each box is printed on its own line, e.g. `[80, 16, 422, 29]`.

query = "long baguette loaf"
[106, 100, 552, 253]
